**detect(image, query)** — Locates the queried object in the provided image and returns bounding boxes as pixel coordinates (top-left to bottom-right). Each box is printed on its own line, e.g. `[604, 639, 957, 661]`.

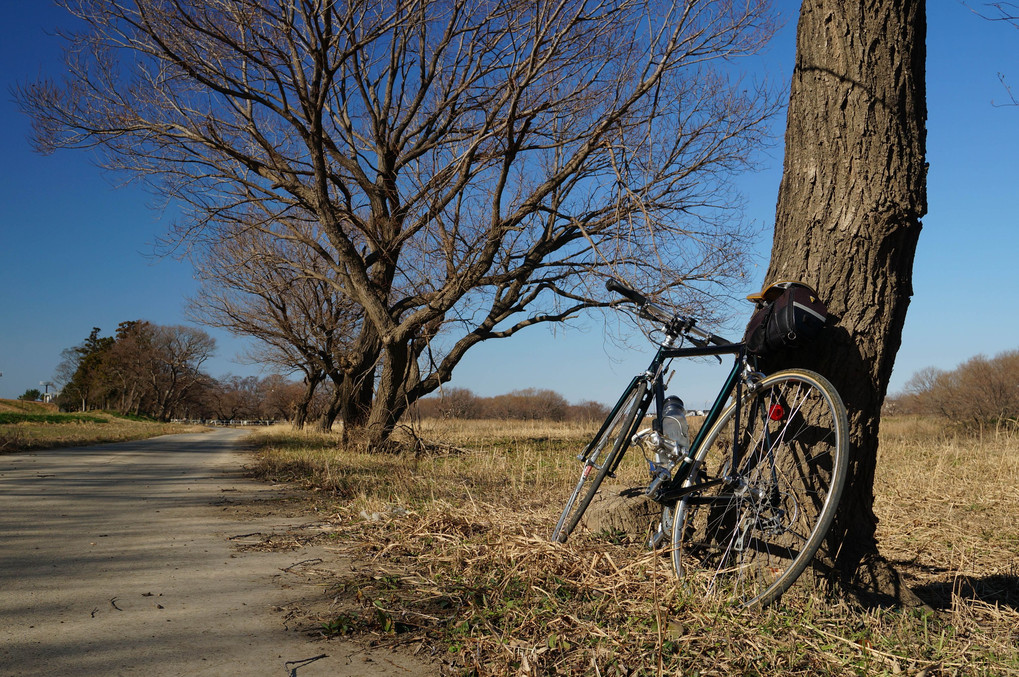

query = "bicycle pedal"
[645, 472, 669, 497]
[647, 526, 667, 549]
[647, 512, 673, 550]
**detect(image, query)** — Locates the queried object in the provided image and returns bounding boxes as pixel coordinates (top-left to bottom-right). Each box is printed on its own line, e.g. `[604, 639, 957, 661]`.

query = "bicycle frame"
[590, 338, 748, 504]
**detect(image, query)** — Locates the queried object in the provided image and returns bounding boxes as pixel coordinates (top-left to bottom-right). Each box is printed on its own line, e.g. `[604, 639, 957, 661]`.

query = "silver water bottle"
[660, 395, 690, 461]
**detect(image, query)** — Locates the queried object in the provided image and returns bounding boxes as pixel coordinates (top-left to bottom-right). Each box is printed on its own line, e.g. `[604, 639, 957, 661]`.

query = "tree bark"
[317, 377, 344, 433]
[363, 343, 411, 450]
[339, 364, 375, 443]
[291, 371, 322, 431]
[764, 0, 927, 606]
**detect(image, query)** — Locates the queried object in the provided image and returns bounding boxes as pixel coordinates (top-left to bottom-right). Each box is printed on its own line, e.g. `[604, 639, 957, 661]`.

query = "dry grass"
[249, 416, 1019, 676]
[874, 417, 1019, 657]
[0, 399, 59, 414]
[876, 417, 1019, 577]
[0, 404, 207, 454]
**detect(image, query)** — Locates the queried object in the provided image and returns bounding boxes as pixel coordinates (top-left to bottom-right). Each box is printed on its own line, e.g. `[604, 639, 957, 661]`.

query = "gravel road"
[0, 428, 429, 676]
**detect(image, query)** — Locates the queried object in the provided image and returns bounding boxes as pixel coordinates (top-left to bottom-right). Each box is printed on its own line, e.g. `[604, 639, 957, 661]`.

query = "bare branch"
[20, 0, 780, 444]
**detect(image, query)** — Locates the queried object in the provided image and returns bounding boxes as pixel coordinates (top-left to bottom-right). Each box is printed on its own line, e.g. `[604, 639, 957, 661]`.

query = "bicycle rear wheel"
[551, 380, 648, 543]
[670, 369, 848, 607]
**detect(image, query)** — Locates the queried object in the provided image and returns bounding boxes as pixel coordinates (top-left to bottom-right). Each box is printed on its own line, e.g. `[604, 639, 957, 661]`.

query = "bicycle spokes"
[672, 370, 848, 607]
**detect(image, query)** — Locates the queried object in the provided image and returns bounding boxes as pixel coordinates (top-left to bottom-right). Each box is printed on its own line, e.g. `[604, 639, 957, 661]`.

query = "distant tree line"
[54, 322, 308, 423]
[411, 387, 609, 423]
[53, 323, 599, 425]
[888, 349, 1019, 427]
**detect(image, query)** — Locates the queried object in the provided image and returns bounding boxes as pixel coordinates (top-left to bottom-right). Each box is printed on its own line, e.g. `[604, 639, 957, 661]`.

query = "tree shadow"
[758, 318, 941, 610]
[910, 572, 1019, 611]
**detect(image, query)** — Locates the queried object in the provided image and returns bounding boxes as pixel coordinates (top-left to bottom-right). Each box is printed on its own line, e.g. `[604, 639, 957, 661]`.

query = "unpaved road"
[0, 428, 430, 676]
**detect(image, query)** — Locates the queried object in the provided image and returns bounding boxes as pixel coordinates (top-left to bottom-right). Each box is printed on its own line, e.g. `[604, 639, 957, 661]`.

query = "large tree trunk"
[764, 1, 927, 605]
[362, 343, 412, 450]
[317, 377, 344, 432]
[291, 371, 323, 431]
[339, 364, 376, 444]
[332, 323, 383, 446]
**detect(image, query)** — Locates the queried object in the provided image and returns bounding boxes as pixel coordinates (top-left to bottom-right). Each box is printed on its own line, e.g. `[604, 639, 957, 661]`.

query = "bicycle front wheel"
[670, 369, 848, 607]
[551, 380, 648, 543]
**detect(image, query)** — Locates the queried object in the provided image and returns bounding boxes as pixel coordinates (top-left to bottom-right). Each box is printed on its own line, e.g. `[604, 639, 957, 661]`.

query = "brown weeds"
[0, 413, 205, 453]
[250, 417, 1019, 676]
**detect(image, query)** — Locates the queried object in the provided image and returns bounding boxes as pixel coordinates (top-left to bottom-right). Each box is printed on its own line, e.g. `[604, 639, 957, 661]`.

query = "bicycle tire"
[670, 369, 848, 607]
[551, 380, 648, 543]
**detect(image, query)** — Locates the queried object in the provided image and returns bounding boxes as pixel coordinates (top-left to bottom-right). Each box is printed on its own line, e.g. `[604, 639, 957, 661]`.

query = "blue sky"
[1, 2, 1017, 408]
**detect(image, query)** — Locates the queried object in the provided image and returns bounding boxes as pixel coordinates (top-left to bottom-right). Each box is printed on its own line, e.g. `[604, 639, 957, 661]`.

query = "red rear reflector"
[768, 404, 785, 421]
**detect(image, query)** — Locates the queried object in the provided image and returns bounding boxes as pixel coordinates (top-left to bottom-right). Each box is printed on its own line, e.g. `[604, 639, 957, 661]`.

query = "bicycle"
[551, 279, 849, 607]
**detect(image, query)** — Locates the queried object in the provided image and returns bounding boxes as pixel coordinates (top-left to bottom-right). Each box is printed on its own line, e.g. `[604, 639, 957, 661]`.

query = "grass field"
[0, 399, 206, 453]
[247, 416, 1019, 676]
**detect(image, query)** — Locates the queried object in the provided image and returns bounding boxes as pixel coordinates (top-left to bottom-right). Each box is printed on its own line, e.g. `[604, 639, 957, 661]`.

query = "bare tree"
[146, 324, 217, 421]
[978, 3, 1019, 104]
[257, 373, 305, 422]
[21, 0, 779, 446]
[54, 346, 89, 411]
[899, 366, 952, 418]
[187, 220, 370, 431]
[898, 351, 1019, 427]
[761, 1, 927, 605]
[209, 374, 262, 420]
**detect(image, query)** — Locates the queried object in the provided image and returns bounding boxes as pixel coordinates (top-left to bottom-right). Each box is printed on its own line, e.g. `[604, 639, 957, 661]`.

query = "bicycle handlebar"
[605, 278, 732, 347]
[605, 278, 646, 305]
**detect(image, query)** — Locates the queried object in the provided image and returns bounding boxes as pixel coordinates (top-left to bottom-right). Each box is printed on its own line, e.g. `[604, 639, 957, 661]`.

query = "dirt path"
[0, 428, 430, 676]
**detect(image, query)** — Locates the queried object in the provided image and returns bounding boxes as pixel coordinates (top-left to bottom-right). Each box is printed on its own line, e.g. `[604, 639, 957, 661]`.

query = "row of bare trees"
[188, 224, 371, 432]
[889, 350, 1019, 427]
[412, 387, 608, 422]
[54, 322, 313, 422]
[20, 0, 780, 447]
[54, 323, 609, 425]
[207, 374, 307, 423]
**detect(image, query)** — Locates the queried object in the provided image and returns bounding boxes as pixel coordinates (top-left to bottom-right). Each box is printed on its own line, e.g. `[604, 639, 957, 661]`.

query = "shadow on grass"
[912, 572, 1019, 611]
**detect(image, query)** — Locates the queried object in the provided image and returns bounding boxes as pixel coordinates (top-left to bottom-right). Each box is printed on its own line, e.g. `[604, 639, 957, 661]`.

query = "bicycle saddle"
[746, 279, 819, 306]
